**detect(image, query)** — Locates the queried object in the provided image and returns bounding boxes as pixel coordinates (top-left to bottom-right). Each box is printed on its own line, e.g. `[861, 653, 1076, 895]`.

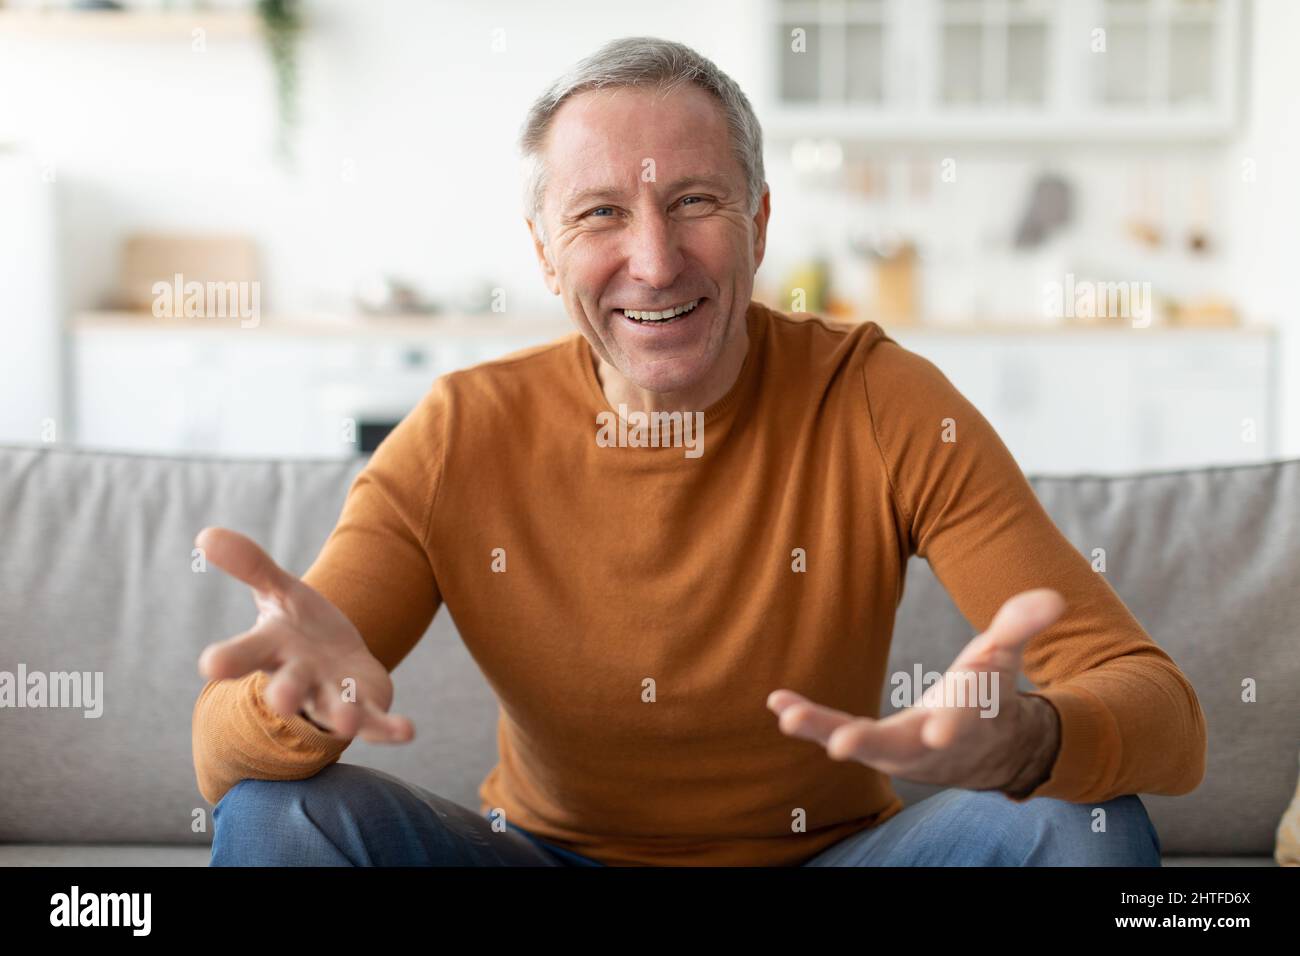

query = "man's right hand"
[194, 526, 415, 745]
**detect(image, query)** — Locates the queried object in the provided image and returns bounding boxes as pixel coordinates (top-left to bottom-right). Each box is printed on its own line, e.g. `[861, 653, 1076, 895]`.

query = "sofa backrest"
[0, 443, 1295, 856]
[885, 460, 1300, 857]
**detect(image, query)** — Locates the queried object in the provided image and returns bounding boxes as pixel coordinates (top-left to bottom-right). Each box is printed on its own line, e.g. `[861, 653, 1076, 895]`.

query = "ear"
[526, 217, 560, 296]
[751, 187, 771, 272]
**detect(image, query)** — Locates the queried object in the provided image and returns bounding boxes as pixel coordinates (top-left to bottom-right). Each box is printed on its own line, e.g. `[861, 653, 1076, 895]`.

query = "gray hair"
[518, 36, 766, 245]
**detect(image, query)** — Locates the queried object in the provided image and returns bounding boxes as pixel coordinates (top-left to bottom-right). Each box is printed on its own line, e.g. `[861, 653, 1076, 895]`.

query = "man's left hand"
[767, 588, 1065, 794]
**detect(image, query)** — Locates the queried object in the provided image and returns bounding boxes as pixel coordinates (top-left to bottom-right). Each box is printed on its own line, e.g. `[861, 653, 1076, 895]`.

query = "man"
[192, 37, 1205, 867]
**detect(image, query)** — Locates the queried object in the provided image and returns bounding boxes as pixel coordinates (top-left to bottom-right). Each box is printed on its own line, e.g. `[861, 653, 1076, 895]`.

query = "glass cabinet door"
[938, 0, 1051, 108]
[766, 0, 1240, 135]
[775, 0, 890, 106]
[1092, 0, 1229, 112]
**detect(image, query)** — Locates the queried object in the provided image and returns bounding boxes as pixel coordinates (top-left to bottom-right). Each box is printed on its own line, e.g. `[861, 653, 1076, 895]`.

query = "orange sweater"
[191, 300, 1207, 866]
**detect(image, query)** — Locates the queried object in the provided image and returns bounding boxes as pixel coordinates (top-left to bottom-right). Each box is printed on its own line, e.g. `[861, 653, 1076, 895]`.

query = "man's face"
[528, 85, 769, 400]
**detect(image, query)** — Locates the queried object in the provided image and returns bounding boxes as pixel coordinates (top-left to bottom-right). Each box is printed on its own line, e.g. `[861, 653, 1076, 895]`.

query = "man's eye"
[586, 206, 615, 218]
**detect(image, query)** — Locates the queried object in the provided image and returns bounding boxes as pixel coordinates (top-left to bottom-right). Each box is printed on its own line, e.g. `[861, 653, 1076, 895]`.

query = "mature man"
[192, 37, 1205, 867]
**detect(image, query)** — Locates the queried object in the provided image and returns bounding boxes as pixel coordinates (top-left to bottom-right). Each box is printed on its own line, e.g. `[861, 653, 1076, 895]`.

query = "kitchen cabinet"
[764, 0, 1244, 141]
[0, 151, 61, 447]
[889, 325, 1275, 474]
[71, 313, 572, 459]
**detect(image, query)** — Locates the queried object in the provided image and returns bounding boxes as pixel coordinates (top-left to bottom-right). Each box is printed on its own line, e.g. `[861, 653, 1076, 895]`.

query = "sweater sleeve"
[192, 379, 449, 806]
[861, 329, 1207, 803]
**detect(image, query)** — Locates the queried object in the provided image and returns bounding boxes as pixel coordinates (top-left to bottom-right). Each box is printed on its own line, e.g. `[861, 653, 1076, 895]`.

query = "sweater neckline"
[573, 299, 767, 427]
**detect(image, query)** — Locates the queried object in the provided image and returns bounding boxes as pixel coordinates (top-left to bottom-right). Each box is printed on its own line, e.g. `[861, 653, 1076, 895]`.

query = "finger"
[919, 705, 964, 749]
[261, 657, 315, 719]
[197, 627, 284, 681]
[827, 710, 923, 764]
[949, 589, 1066, 676]
[984, 588, 1066, 650]
[767, 690, 857, 745]
[766, 689, 807, 714]
[311, 689, 412, 744]
[195, 526, 299, 603]
[299, 673, 367, 740]
[298, 697, 342, 738]
[902, 668, 993, 748]
[356, 698, 415, 744]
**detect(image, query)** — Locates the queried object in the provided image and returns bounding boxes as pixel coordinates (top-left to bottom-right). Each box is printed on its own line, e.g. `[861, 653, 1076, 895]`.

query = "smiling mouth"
[616, 298, 703, 325]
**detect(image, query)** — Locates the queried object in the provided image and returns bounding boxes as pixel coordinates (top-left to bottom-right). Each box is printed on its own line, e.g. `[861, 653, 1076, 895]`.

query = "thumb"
[946, 587, 1066, 679]
[982, 588, 1066, 655]
[195, 526, 298, 600]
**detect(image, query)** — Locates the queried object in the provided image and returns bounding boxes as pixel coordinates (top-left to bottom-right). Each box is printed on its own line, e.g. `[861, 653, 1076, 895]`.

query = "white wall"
[0, 0, 765, 319]
[1224, 0, 1300, 456]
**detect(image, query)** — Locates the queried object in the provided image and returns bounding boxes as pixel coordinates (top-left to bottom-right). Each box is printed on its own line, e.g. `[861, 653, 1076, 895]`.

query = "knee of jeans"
[214, 763, 359, 827]
[211, 765, 378, 865]
[1027, 794, 1162, 866]
[1105, 795, 1163, 860]
[214, 777, 295, 829]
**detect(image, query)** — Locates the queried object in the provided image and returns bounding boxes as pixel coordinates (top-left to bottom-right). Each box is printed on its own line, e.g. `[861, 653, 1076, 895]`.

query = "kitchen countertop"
[72, 310, 578, 340]
[72, 310, 1274, 338]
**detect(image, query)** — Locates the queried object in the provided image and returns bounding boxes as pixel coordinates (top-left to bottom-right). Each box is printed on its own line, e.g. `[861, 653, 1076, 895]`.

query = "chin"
[620, 355, 713, 397]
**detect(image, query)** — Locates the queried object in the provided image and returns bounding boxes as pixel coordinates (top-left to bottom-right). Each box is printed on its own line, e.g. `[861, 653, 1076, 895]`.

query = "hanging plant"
[257, 0, 303, 168]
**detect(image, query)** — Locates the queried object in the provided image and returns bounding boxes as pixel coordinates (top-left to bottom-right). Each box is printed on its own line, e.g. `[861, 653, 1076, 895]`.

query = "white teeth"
[623, 299, 700, 322]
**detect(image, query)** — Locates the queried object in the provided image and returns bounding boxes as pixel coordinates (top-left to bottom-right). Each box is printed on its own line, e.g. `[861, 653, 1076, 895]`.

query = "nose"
[624, 209, 685, 290]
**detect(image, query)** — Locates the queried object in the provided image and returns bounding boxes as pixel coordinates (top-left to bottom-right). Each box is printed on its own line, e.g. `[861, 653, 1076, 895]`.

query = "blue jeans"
[210, 762, 1162, 866]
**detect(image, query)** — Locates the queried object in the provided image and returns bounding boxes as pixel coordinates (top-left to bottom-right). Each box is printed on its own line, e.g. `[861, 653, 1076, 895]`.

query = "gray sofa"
[0, 442, 1294, 866]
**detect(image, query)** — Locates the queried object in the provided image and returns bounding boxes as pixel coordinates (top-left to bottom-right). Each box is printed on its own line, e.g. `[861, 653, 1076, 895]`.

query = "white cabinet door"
[1124, 335, 1272, 468]
[215, 338, 319, 457]
[74, 327, 574, 459]
[75, 333, 220, 454]
[892, 329, 1273, 474]
[1083, 0, 1241, 126]
[0, 152, 60, 445]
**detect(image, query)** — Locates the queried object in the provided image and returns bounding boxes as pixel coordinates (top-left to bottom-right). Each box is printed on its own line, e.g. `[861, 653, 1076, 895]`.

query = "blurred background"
[0, 0, 1294, 473]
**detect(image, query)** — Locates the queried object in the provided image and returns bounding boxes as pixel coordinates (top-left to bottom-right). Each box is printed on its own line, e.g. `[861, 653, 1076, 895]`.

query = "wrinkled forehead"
[541, 85, 743, 213]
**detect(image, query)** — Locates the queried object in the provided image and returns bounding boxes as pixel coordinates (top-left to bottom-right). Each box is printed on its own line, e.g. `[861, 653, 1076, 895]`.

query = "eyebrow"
[560, 174, 734, 214]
